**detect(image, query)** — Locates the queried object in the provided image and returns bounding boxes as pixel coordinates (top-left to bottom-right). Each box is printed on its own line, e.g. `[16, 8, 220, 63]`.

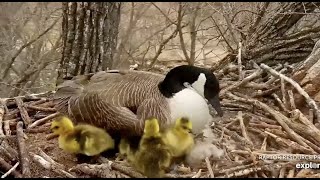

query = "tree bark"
[292, 39, 320, 107]
[58, 2, 121, 83]
[217, 2, 320, 67]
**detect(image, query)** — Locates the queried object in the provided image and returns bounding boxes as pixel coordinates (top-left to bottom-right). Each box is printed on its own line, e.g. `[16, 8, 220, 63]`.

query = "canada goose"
[53, 65, 223, 139]
[50, 116, 115, 156]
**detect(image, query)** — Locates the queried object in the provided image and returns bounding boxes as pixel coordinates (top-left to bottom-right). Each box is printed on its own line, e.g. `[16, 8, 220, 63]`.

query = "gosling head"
[175, 117, 193, 133]
[50, 116, 75, 135]
[143, 118, 161, 138]
[159, 65, 223, 117]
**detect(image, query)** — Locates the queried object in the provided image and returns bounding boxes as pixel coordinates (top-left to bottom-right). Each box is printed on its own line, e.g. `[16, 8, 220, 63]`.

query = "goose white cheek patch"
[191, 73, 206, 98]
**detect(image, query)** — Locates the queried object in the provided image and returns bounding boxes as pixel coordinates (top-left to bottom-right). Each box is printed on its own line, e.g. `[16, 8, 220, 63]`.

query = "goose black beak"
[209, 95, 223, 117]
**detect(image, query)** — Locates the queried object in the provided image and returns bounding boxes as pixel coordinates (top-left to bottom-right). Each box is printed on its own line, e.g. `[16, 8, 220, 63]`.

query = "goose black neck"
[158, 80, 185, 98]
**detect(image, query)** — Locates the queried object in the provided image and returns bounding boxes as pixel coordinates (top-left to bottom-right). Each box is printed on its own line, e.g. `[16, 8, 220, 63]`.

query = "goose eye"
[52, 126, 59, 130]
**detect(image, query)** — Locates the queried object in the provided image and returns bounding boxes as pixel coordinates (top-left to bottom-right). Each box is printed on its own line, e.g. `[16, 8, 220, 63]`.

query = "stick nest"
[1, 62, 320, 178]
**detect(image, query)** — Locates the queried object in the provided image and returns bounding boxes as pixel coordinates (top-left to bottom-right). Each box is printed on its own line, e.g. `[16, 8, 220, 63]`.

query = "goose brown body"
[54, 65, 223, 140]
[54, 70, 170, 137]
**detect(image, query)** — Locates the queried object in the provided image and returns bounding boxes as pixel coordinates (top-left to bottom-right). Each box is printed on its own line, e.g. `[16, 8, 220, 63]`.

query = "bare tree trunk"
[103, 3, 121, 70]
[58, 2, 121, 82]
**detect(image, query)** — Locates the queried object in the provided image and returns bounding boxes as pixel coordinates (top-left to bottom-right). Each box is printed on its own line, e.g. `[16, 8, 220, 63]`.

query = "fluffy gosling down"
[50, 116, 115, 156]
[163, 117, 195, 159]
[121, 118, 172, 178]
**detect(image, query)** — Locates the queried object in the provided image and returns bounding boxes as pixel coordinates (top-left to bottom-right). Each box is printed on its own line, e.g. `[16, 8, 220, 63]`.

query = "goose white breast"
[167, 88, 212, 134]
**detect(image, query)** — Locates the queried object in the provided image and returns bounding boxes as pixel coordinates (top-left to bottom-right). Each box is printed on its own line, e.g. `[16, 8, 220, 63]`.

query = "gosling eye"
[182, 126, 191, 132]
[52, 126, 59, 130]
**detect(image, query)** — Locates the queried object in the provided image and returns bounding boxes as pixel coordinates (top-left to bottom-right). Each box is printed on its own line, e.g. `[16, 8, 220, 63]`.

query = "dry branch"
[226, 92, 313, 149]
[244, 112, 277, 125]
[16, 121, 31, 177]
[221, 101, 252, 111]
[70, 163, 113, 178]
[237, 111, 252, 145]
[0, 99, 5, 136]
[280, 77, 287, 107]
[287, 169, 295, 178]
[27, 112, 60, 129]
[265, 128, 289, 139]
[216, 123, 253, 149]
[29, 98, 51, 106]
[271, 93, 289, 114]
[220, 69, 264, 96]
[1, 99, 9, 114]
[4, 121, 11, 136]
[98, 157, 145, 178]
[25, 126, 50, 134]
[0, 157, 22, 178]
[0, 140, 19, 162]
[212, 163, 254, 177]
[260, 63, 320, 121]
[238, 42, 243, 80]
[15, 97, 32, 126]
[265, 67, 287, 85]
[296, 169, 313, 178]
[251, 86, 280, 97]
[1, 162, 20, 178]
[309, 109, 314, 124]
[1, 17, 60, 80]
[249, 122, 282, 130]
[31, 153, 76, 178]
[261, 136, 267, 151]
[149, 23, 185, 68]
[46, 133, 59, 140]
[287, 90, 296, 110]
[264, 131, 314, 154]
[25, 105, 56, 112]
[290, 109, 320, 143]
[205, 157, 214, 178]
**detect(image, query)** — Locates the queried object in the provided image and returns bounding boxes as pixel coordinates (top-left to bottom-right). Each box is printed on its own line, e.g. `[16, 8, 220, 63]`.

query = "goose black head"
[159, 65, 223, 117]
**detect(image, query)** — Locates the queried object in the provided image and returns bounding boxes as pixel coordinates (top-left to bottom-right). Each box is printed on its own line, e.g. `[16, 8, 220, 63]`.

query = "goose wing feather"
[68, 91, 143, 136]
[54, 70, 170, 137]
[136, 98, 170, 129]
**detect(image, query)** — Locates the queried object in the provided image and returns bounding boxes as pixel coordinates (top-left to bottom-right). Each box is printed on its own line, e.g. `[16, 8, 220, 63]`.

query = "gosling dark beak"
[209, 95, 223, 117]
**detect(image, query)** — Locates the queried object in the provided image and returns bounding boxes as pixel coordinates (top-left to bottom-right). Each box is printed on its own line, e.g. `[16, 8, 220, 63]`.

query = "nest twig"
[14, 98, 32, 127]
[0, 157, 22, 178]
[16, 121, 31, 177]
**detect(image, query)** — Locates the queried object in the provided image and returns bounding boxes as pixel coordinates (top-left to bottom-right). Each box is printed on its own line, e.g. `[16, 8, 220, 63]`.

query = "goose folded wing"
[136, 98, 171, 130]
[68, 91, 144, 136]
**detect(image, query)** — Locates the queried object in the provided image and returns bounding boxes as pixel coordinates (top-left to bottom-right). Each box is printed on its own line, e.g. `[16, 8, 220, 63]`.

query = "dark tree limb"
[16, 121, 31, 178]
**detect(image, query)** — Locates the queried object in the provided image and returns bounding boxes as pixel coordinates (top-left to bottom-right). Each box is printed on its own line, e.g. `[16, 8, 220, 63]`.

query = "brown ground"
[5, 127, 78, 178]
